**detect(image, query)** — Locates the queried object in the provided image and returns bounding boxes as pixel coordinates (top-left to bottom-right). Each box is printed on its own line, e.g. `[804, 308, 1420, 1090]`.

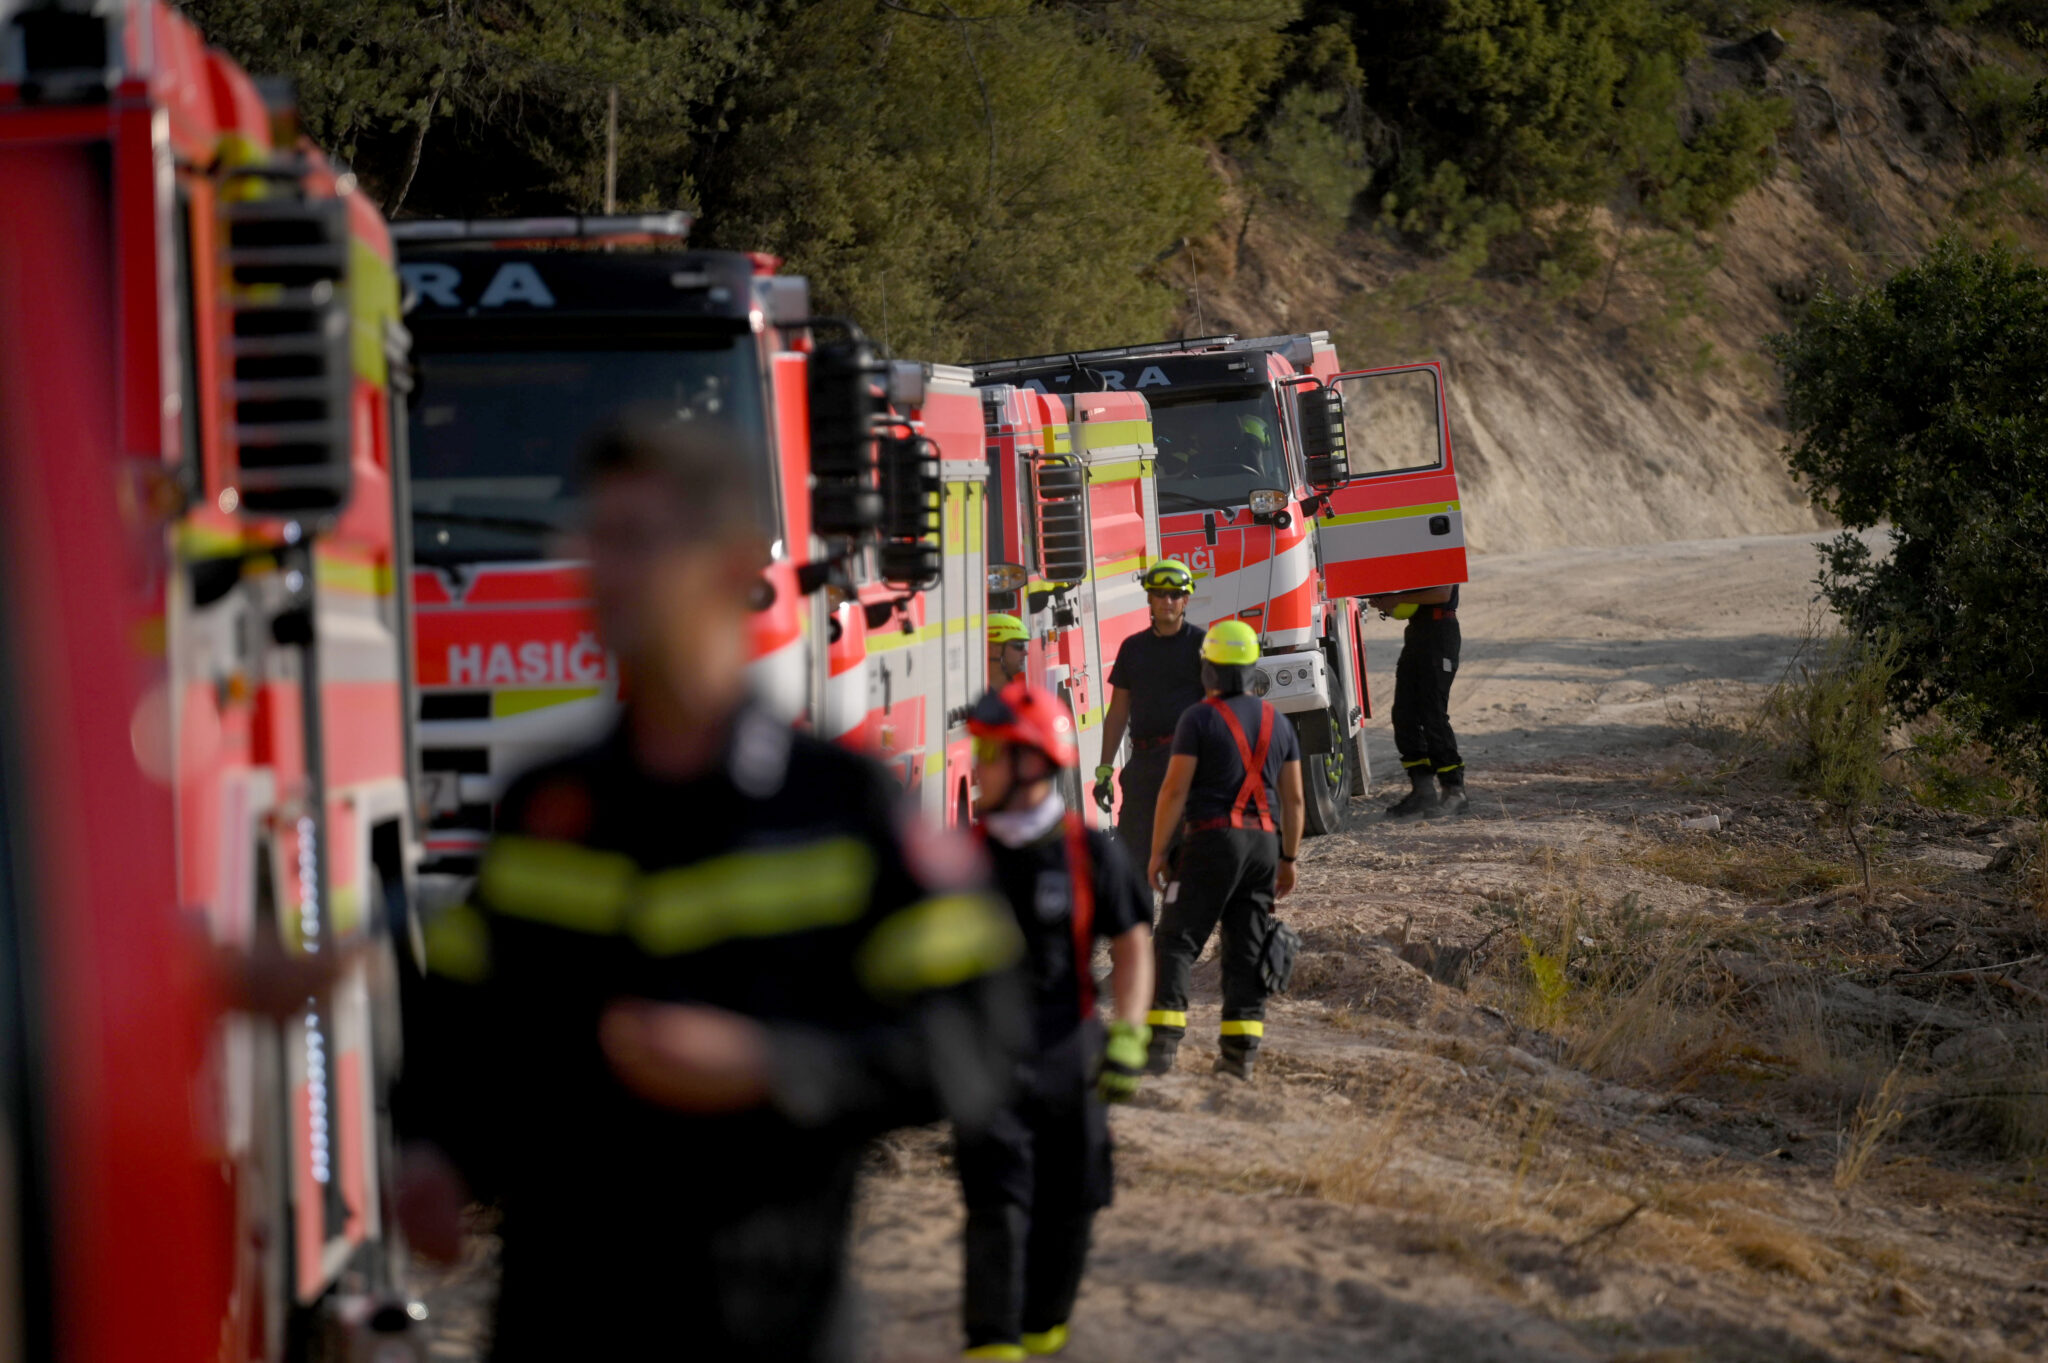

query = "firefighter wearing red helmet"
[958, 679, 1156, 1360]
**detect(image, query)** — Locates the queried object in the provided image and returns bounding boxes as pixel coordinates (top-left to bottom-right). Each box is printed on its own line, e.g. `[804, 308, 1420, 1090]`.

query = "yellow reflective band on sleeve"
[477, 836, 636, 934]
[855, 893, 1023, 998]
[631, 838, 874, 956]
[1146, 1010, 1187, 1029]
[423, 903, 492, 983]
[1219, 1019, 1265, 1037]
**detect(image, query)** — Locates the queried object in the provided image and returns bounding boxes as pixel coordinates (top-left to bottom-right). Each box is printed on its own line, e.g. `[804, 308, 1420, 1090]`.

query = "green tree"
[1770, 238, 2048, 803]
[700, 0, 1217, 358]
[185, 0, 761, 213]
[1061, 0, 1302, 140]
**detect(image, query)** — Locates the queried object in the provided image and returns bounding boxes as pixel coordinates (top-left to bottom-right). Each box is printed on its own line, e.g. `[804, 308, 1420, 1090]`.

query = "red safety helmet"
[967, 678, 1078, 769]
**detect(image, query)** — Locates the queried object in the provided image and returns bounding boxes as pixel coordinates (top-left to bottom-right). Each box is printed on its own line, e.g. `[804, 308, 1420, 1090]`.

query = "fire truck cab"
[396, 227, 986, 869]
[973, 334, 1468, 835]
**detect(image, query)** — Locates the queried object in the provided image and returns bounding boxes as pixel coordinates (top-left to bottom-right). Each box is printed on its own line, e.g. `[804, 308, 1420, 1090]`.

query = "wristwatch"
[1278, 853, 1297, 863]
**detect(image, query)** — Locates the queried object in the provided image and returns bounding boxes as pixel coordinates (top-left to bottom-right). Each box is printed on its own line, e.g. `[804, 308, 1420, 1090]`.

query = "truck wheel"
[1300, 706, 1352, 837]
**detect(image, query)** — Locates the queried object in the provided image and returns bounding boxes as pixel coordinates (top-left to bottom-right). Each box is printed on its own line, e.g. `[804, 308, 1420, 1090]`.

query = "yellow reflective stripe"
[424, 903, 492, 983]
[350, 235, 400, 388]
[1077, 418, 1151, 449]
[1219, 1019, 1265, 1037]
[856, 893, 1022, 998]
[176, 522, 249, 559]
[1094, 554, 1144, 580]
[923, 752, 945, 776]
[1317, 499, 1460, 529]
[1048, 425, 1071, 455]
[493, 686, 603, 719]
[315, 551, 388, 598]
[630, 837, 874, 956]
[1087, 457, 1154, 484]
[478, 835, 635, 934]
[1147, 1009, 1187, 1028]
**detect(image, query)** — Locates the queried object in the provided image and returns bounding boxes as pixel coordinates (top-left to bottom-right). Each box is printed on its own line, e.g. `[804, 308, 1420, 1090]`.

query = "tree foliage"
[698, 0, 1218, 357]
[1770, 239, 2048, 803]
[184, 0, 761, 213]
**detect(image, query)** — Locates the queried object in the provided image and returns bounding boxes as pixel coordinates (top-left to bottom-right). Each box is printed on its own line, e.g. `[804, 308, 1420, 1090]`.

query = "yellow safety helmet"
[1236, 414, 1272, 445]
[1201, 619, 1261, 666]
[987, 613, 1028, 645]
[1138, 560, 1194, 594]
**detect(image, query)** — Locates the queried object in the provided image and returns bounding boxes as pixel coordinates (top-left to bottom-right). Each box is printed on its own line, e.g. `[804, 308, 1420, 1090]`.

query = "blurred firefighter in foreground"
[960, 681, 1155, 1360]
[395, 417, 1026, 1362]
[1367, 585, 1469, 819]
[1095, 560, 1206, 869]
[988, 612, 1030, 686]
[1143, 621, 1304, 1080]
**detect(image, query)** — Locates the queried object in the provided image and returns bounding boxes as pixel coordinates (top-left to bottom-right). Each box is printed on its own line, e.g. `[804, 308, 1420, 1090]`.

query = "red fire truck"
[395, 226, 989, 878]
[974, 335, 1468, 834]
[0, 1, 419, 1356]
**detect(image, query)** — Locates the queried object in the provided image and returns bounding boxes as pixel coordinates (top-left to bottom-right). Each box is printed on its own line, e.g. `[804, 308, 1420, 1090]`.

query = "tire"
[1299, 707, 1352, 837]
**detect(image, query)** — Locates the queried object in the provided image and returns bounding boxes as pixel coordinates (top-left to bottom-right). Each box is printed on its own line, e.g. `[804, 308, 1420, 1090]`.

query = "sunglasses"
[1147, 590, 1190, 601]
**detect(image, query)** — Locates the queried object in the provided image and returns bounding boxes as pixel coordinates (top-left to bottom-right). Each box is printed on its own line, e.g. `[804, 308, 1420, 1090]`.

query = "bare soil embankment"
[851, 532, 2048, 1363]
[1178, 7, 2048, 556]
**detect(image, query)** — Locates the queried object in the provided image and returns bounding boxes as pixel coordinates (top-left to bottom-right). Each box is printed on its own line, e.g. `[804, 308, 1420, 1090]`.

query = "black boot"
[1213, 1051, 1254, 1081]
[1144, 1033, 1180, 1076]
[1383, 767, 1439, 822]
[1431, 769, 1470, 818]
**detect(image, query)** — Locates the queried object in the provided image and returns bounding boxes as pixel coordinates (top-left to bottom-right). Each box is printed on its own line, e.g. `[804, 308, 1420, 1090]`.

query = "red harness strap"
[1063, 813, 1096, 1018]
[1203, 697, 1276, 832]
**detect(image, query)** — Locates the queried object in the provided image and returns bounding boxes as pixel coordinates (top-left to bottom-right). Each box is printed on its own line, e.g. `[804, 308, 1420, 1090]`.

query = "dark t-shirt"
[1108, 622, 1207, 741]
[986, 823, 1152, 1051]
[1171, 695, 1302, 827]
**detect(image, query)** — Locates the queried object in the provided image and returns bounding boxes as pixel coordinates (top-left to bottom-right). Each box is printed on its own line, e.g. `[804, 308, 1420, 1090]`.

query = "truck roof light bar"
[388, 211, 695, 244]
[971, 335, 1242, 377]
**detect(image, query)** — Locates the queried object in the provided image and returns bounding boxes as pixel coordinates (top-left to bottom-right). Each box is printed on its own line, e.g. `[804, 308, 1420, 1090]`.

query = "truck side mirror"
[220, 185, 355, 518]
[877, 431, 942, 588]
[807, 336, 887, 537]
[1298, 384, 1350, 489]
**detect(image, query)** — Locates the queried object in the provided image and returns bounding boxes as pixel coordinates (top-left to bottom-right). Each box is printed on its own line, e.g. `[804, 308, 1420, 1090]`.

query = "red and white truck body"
[973, 334, 1468, 834]
[0, 1, 417, 1355]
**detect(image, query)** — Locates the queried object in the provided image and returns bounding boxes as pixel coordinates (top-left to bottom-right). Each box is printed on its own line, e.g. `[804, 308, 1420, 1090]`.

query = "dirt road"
[417, 531, 2043, 1362]
[850, 530, 2047, 1363]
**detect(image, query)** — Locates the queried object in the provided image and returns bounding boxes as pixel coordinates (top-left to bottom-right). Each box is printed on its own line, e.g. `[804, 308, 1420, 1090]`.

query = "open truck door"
[1299, 360, 1468, 598]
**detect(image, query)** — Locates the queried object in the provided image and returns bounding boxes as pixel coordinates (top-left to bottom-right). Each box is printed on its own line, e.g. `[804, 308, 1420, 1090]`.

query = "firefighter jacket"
[399, 704, 1027, 1359]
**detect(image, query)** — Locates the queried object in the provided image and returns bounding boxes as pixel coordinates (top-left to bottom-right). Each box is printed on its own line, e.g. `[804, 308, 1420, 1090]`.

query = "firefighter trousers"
[1115, 744, 1173, 872]
[490, 1168, 858, 1363]
[1149, 828, 1279, 1063]
[1392, 616, 1463, 777]
[955, 1026, 1113, 1348]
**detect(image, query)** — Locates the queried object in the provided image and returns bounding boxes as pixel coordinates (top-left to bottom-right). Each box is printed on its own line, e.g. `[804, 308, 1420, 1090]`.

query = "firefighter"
[1367, 585, 1468, 819]
[988, 612, 1030, 686]
[1094, 560, 1206, 869]
[396, 417, 1026, 1363]
[1141, 621, 1305, 1080]
[958, 680, 1155, 1361]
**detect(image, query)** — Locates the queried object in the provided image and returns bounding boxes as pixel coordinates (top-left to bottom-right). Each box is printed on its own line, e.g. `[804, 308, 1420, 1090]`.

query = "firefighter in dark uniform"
[1141, 621, 1305, 1080]
[1094, 560, 1205, 869]
[958, 680, 1155, 1360]
[395, 418, 1025, 1363]
[1367, 584, 1468, 819]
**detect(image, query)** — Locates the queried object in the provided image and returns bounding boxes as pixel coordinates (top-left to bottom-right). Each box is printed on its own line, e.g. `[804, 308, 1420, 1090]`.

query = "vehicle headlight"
[1248, 487, 1288, 517]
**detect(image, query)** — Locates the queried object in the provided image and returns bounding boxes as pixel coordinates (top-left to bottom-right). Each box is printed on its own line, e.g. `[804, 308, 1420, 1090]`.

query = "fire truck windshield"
[1148, 389, 1290, 513]
[408, 341, 772, 564]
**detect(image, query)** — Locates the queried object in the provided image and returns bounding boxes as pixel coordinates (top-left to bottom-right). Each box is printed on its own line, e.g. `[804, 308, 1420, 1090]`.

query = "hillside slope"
[1175, 7, 2046, 553]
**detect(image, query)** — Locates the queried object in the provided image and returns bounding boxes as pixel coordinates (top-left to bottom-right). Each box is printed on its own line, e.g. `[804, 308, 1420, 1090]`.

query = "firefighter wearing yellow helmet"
[1096, 560, 1206, 872]
[1139, 619, 1304, 1080]
[987, 612, 1029, 686]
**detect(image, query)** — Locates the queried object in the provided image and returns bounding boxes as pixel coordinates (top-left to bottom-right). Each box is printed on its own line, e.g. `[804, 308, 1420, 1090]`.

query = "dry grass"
[1631, 835, 1855, 899]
